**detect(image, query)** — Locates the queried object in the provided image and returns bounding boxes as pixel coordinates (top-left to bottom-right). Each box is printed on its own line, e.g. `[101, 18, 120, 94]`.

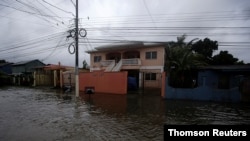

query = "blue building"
[0, 62, 13, 74]
[0, 62, 13, 86]
[12, 59, 45, 86]
[164, 65, 250, 102]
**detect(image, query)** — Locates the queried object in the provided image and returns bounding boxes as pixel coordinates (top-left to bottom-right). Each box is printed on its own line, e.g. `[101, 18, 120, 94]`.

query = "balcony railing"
[122, 58, 141, 65]
[100, 58, 141, 67]
[100, 60, 115, 67]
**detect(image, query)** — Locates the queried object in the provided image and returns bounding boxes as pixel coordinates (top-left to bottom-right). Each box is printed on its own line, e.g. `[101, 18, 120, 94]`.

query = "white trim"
[140, 66, 164, 72]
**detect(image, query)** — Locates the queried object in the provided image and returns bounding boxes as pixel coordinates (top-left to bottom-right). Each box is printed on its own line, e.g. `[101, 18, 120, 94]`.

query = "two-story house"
[86, 42, 166, 89]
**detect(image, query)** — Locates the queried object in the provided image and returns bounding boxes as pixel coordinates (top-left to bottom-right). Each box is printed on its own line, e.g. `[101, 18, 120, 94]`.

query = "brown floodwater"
[0, 86, 250, 141]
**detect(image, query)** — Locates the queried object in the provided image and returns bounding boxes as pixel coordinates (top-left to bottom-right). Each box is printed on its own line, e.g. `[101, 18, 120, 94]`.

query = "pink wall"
[79, 71, 128, 94]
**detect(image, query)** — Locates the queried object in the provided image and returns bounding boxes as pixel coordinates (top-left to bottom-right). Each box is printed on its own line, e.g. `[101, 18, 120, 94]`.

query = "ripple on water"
[1, 86, 250, 141]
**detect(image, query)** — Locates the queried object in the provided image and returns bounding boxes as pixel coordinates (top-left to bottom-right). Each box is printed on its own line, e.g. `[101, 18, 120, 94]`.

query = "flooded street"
[0, 86, 250, 141]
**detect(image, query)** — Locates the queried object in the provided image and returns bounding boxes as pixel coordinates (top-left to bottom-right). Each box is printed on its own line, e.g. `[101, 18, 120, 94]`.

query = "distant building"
[0, 62, 13, 85]
[33, 62, 75, 88]
[12, 59, 45, 86]
[0, 62, 13, 74]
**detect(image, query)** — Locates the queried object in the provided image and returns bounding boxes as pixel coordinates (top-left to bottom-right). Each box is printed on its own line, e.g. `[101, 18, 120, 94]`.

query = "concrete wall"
[34, 73, 53, 86]
[139, 46, 165, 66]
[79, 71, 128, 94]
[164, 76, 241, 102]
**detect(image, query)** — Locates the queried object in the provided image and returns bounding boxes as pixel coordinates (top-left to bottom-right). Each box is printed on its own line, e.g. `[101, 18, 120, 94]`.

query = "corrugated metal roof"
[86, 42, 167, 53]
[0, 62, 13, 67]
[13, 59, 44, 66]
[199, 65, 250, 71]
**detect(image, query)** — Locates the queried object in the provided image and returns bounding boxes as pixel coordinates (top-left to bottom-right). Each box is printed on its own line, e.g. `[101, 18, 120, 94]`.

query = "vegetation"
[165, 35, 206, 88]
[82, 60, 88, 69]
[191, 38, 218, 64]
[212, 51, 244, 65]
[165, 34, 245, 88]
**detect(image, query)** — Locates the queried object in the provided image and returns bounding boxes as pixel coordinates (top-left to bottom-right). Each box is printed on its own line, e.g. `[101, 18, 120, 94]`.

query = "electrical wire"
[0, 3, 72, 18]
[42, 0, 75, 17]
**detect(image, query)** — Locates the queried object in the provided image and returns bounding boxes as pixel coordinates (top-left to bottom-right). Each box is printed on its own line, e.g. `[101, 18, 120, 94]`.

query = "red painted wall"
[79, 71, 128, 94]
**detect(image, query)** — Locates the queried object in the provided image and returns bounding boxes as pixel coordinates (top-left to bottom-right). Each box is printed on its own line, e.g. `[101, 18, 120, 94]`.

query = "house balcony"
[98, 58, 141, 71]
[122, 58, 141, 66]
[100, 60, 115, 67]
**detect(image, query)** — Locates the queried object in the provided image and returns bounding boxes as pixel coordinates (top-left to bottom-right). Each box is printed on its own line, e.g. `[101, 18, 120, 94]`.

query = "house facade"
[164, 65, 250, 102]
[86, 42, 166, 89]
[33, 62, 77, 88]
[12, 59, 45, 86]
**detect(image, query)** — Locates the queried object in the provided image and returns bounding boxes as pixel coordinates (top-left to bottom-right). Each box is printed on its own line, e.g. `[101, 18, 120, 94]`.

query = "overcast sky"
[0, 0, 249, 67]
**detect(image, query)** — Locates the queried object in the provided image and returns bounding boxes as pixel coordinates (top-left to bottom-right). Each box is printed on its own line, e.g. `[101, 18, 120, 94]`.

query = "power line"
[70, 0, 76, 7]
[16, 0, 64, 25]
[0, 31, 67, 52]
[41, 35, 66, 61]
[36, 0, 67, 25]
[142, 0, 157, 28]
[42, 0, 75, 17]
[0, 3, 72, 18]
[0, 14, 64, 28]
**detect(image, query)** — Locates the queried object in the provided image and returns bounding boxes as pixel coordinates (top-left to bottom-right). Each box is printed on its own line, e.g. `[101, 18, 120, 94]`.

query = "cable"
[0, 31, 67, 52]
[70, 0, 76, 7]
[42, 0, 75, 17]
[41, 35, 66, 61]
[142, 0, 157, 28]
[0, 3, 72, 18]
[36, 0, 67, 26]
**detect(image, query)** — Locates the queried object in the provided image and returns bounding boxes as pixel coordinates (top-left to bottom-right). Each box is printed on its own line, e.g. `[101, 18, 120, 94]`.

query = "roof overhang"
[85, 42, 167, 53]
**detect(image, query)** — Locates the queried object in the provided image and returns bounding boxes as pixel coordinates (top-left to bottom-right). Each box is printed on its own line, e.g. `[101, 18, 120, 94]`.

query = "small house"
[12, 59, 45, 86]
[164, 65, 250, 102]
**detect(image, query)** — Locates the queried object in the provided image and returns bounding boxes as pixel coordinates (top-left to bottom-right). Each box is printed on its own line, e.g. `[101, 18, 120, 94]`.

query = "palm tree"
[165, 35, 206, 88]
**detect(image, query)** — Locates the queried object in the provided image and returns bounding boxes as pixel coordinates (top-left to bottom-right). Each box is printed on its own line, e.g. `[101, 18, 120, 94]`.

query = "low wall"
[79, 71, 128, 94]
[165, 77, 241, 102]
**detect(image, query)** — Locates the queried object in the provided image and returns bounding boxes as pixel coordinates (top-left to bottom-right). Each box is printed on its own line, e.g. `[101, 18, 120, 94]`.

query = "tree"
[212, 50, 244, 65]
[165, 35, 206, 88]
[0, 60, 6, 64]
[82, 60, 88, 69]
[191, 38, 218, 63]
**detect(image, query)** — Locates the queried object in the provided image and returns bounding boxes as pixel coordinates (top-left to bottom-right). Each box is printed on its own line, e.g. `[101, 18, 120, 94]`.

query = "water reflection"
[164, 100, 250, 125]
[78, 92, 250, 126]
[80, 93, 127, 114]
[0, 86, 250, 141]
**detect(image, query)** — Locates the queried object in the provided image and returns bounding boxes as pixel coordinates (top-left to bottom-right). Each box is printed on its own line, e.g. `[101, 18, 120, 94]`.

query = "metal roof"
[85, 42, 167, 53]
[12, 59, 45, 66]
[199, 65, 250, 72]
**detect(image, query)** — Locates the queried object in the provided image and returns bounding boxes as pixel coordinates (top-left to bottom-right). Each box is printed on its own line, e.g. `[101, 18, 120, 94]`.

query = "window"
[94, 56, 101, 62]
[145, 51, 157, 59]
[145, 73, 156, 80]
